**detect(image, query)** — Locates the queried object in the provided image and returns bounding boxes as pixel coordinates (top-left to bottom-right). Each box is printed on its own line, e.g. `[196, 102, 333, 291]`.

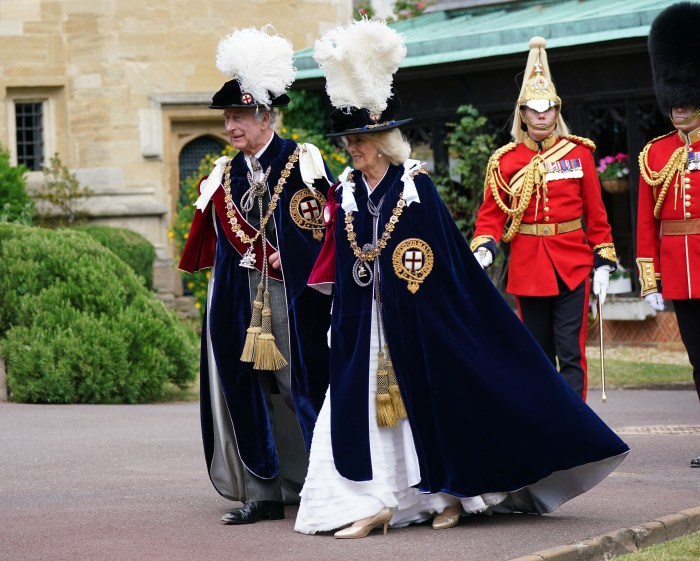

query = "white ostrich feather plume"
[313, 19, 406, 113]
[216, 25, 296, 106]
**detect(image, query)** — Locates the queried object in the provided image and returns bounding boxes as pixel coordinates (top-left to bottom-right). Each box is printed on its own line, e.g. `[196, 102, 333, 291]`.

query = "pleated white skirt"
[294, 303, 505, 534]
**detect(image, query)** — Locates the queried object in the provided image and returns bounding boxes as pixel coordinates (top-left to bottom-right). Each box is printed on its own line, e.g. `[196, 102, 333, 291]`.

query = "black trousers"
[672, 298, 700, 402]
[517, 277, 590, 400]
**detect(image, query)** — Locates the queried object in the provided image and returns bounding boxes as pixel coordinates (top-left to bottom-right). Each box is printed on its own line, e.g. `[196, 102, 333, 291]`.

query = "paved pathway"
[1, 389, 699, 561]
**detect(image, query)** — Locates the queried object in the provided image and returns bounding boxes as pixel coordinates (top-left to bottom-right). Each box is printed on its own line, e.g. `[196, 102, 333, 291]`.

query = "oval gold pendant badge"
[392, 238, 434, 294]
[290, 188, 326, 240]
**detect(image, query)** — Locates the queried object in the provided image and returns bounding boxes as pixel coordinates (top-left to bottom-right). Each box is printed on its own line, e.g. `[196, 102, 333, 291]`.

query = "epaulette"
[644, 130, 676, 150]
[488, 142, 518, 166]
[410, 167, 430, 179]
[562, 135, 596, 152]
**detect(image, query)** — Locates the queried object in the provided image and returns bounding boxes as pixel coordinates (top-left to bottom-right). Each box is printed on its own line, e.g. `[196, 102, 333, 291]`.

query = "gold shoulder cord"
[562, 134, 596, 151]
[638, 135, 688, 219]
[484, 142, 546, 242]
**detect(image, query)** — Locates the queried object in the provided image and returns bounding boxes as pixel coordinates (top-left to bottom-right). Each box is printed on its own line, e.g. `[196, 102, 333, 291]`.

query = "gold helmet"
[510, 37, 570, 143]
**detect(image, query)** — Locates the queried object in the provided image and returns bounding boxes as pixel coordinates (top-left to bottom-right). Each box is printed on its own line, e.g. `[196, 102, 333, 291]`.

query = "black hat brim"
[209, 79, 290, 109]
[327, 118, 413, 137]
[209, 93, 290, 109]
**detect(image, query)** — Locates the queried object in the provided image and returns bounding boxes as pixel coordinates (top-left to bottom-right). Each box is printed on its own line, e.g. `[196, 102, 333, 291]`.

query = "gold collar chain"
[344, 172, 406, 262]
[222, 147, 300, 245]
[523, 134, 557, 152]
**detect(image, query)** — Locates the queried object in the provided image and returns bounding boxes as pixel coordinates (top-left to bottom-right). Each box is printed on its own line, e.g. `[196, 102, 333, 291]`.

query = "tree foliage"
[0, 145, 34, 225]
[35, 153, 93, 227]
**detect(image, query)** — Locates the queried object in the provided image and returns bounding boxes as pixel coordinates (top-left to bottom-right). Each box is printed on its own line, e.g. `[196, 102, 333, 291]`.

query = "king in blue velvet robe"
[179, 134, 332, 495]
[317, 163, 628, 512]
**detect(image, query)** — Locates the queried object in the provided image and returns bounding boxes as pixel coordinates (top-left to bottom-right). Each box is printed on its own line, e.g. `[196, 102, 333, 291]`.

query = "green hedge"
[76, 225, 156, 290]
[0, 224, 198, 403]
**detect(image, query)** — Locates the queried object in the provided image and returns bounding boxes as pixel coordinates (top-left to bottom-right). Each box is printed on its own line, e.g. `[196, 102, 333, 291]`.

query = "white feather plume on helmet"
[313, 18, 406, 113]
[215, 25, 296, 107]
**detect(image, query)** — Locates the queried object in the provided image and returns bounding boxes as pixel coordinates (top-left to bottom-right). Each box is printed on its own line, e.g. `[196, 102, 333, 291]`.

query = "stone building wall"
[0, 0, 351, 298]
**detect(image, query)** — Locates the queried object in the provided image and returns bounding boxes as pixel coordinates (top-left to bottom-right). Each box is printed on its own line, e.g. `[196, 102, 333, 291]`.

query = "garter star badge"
[392, 238, 434, 294]
[290, 188, 326, 240]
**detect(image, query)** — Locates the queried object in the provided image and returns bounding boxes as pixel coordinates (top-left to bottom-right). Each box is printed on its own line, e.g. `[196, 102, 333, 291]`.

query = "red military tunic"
[472, 136, 616, 296]
[637, 130, 700, 299]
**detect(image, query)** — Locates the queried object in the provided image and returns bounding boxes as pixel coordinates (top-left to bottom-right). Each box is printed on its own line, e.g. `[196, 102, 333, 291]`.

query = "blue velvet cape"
[329, 164, 628, 504]
[186, 135, 331, 479]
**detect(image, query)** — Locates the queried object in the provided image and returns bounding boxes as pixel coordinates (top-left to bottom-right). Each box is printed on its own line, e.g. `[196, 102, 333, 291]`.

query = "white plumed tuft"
[313, 19, 406, 113]
[215, 25, 296, 106]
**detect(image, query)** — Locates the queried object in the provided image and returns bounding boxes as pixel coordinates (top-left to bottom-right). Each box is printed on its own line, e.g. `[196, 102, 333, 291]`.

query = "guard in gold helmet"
[471, 37, 617, 401]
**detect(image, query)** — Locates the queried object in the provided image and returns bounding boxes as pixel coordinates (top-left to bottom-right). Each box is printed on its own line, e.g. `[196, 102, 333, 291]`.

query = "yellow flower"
[206, 271, 211, 279]
[187, 282, 194, 289]
[184, 232, 189, 239]
[195, 301, 201, 309]
[292, 133, 300, 140]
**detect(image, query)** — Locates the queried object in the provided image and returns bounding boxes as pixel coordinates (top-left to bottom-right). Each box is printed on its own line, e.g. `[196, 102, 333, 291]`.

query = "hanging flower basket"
[600, 178, 630, 194]
[598, 153, 630, 194]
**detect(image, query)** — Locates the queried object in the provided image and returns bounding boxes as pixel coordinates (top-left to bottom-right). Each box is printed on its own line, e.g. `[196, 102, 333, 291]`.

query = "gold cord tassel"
[385, 345, 406, 419]
[376, 349, 398, 427]
[253, 289, 288, 371]
[240, 283, 264, 362]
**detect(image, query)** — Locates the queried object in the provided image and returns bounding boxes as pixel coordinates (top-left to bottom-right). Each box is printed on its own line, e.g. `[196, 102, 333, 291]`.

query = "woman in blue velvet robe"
[294, 123, 629, 538]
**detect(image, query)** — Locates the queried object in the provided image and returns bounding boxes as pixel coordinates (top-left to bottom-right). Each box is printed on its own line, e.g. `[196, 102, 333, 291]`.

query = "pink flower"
[359, 7, 367, 14]
[417, 2, 425, 9]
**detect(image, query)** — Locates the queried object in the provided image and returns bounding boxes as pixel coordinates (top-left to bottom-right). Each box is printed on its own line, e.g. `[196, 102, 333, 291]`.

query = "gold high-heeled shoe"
[432, 505, 461, 530]
[333, 507, 394, 539]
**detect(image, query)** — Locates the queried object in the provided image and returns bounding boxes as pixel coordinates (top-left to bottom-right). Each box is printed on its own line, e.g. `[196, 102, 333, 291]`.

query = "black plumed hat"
[210, 26, 294, 110]
[649, 2, 700, 112]
[209, 79, 290, 109]
[314, 19, 411, 137]
[327, 87, 412, 137]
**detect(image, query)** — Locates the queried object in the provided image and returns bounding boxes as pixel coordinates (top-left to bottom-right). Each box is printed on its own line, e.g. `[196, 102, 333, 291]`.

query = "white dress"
[294, 302, 506, 534]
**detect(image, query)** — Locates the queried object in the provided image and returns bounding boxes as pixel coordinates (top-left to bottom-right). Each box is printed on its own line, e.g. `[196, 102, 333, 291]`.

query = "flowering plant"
[597, 153, 629, 180]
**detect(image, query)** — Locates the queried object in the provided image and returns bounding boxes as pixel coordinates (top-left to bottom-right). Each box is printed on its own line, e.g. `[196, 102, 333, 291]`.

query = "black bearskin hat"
[649, 2, 700, 112]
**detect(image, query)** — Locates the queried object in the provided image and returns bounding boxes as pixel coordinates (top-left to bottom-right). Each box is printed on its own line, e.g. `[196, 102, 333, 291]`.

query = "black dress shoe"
[221, 501, 284, 524]
[691, 455, 700, 468]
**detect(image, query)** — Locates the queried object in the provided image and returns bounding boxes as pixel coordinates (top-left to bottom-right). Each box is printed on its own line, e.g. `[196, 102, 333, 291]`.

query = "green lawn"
[615, 531, 700, 561]
[587, 358, 693, 389]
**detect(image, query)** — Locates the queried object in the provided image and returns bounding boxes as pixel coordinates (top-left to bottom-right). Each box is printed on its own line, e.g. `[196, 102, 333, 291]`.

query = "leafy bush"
[0, 145, 34, 225]
[77, 225, 156, 290]
[0, 224, 198, 403]
[433, 105, 509, 291]
[34, 153, 92, 227]
[434, 105, 497, 238]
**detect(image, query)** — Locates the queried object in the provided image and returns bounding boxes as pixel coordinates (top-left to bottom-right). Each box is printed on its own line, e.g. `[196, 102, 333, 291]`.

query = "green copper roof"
[294, 0, 684, 80]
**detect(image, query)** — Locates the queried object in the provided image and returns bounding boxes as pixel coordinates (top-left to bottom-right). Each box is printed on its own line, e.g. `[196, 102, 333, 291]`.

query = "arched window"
[178, 136, 225, 207]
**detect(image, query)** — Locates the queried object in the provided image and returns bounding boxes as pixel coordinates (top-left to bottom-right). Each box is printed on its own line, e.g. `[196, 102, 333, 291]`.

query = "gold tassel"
[253, 289, 288, 371]
[376, 349, 398, 427]
[240, 283, 264, 362]
[385, 345, 407, 419]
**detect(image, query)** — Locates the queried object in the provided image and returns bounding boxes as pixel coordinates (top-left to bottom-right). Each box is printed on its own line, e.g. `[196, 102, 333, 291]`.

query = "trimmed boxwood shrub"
[0, 224, 197, 403]
[76, 225, 156, 289]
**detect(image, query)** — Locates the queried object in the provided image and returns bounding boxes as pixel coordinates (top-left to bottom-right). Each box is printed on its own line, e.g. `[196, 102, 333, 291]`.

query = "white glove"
[472, 247, 493, 269]
[592, 265, 612, 305]
[644, 292, 665, 311]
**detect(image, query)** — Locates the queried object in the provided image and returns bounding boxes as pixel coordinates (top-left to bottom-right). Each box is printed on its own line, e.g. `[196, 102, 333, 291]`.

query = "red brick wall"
[587, 311, 683, 347]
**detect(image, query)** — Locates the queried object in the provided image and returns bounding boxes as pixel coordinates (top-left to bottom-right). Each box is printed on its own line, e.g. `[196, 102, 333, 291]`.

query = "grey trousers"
[241, 269, 297, 502]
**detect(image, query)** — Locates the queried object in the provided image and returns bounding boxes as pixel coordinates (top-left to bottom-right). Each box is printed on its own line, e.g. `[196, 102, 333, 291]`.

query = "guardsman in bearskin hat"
[178, 26, 333, 522]
[471, 37, 617, 401]
[638, 2, 700, 468]
[293, 20, 628, 538]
